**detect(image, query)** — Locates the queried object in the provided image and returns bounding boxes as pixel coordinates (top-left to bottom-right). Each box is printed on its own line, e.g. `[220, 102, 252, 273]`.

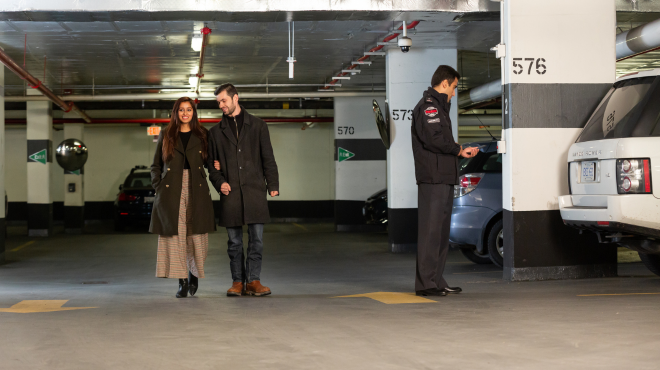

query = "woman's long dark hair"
[162, 97, 208, 163]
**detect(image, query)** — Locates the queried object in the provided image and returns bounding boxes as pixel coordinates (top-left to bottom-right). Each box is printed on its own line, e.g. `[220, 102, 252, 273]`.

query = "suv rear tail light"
[454, 173, 484, 198]
[616, 159, 652, 194]
[118, 193, 137, 201]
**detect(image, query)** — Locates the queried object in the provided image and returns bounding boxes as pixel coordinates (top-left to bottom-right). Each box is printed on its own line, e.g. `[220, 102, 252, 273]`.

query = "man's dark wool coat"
[149, 130, 216, 236]
[207, 107, 279, 227]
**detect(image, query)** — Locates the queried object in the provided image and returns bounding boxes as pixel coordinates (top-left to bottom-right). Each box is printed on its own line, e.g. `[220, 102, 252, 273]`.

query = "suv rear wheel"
[460, 247, 493, 264]
[639, 252, 660, 277]
[487, 219, 504, 268]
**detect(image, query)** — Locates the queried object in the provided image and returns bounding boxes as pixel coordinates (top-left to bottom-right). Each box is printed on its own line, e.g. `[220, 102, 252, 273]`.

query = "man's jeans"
[226, 224, 264, 283]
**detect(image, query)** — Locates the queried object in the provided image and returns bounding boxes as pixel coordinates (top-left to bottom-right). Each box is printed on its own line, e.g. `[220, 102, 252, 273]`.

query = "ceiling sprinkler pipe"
[5, 117, 334, 125]
[0, 48, 92, 122]
[459, 18, 660, 109]
[323, 20, 420, 88]
[194, 27, 212, 94]
[4, 91, 385, 102]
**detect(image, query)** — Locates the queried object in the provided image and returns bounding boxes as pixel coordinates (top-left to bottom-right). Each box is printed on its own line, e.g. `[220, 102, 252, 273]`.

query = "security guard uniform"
[411, 87, 461, 292]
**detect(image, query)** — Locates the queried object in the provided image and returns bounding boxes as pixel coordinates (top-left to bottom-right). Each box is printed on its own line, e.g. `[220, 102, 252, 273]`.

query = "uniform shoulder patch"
[427, 118, 440, 123]
[424, 107, 438, 117]
[425, 98, 433, 102]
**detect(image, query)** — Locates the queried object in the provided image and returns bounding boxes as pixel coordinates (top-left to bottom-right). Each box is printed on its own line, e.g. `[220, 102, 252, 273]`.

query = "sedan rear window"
[125, 173, 151, 188]
[576, 76, 660, 143]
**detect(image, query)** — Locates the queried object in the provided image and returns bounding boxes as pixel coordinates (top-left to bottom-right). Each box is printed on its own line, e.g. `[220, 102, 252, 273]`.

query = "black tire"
[460, 247, 493, 264]
[487, 219, 504, 268]
[639, 252, 660, 277]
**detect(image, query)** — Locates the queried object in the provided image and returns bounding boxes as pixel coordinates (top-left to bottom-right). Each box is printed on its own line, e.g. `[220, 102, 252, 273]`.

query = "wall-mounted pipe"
[0, 47, 92, 123]
[4, 91, 385, 102]
[458, 17, 660, 109]
[5, 117, 333, 125]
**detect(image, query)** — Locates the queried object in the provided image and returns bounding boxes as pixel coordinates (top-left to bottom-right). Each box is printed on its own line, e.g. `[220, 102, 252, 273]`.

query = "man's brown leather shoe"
[246, 281, 271, 296]
[227, 282, 244, 297]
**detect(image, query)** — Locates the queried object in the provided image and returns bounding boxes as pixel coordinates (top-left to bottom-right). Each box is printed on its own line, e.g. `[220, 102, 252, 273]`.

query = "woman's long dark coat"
[149, 130, 216, 236]
[207, 108, 279, 227]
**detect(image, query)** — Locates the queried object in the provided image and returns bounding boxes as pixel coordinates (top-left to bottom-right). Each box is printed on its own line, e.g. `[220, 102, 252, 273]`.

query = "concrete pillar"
[501, 0, 617, 280]
[63, 123, 84, 233]
[386, 48, 458, 252]
[0, 65, 5, 262]
[334, 96, 387, 231]
[26, 89, 53, 237]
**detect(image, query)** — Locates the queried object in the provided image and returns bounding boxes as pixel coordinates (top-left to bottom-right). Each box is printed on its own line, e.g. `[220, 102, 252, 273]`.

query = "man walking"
[411, 65, 477, 297]
[208, 83, 279, 297]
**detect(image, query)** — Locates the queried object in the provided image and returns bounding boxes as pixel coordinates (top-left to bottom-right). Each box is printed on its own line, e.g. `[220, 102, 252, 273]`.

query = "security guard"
[411, 65, 477, 297]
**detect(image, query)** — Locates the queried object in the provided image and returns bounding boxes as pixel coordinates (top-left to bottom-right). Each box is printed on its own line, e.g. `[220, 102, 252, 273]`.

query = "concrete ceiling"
[0, 2, 658, 99]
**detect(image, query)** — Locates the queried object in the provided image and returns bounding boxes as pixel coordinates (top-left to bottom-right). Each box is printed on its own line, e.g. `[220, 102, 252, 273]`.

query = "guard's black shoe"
[415, 288, 447, 297]
[188, 272, 198, 296]
[176, 278, 189, 298]
[441, 287, 462, 294]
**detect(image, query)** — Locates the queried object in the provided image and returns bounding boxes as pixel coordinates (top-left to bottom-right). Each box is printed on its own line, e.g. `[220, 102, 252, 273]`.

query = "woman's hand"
[214, 160, 221, 170]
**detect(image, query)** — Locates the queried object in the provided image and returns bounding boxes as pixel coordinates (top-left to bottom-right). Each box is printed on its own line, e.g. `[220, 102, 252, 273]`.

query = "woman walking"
[150, 97, 216, 297]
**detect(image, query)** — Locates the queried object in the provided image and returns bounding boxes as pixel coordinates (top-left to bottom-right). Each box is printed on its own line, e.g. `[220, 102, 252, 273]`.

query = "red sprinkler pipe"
[0, 48, 92, 123]
[5, 117, 334, 125]
[195, 27, 212, 95]
[322, 20, 420, 89]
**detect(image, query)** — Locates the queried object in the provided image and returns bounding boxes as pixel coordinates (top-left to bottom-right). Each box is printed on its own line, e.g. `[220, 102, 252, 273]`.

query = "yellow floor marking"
[10, 241, 36, 252]
[453, 270, 502, 275]
[333, 292, 436, 304]
[0, 300, 97, 313]
[292, 223, 308, 231]
[578, 293, 660, 297]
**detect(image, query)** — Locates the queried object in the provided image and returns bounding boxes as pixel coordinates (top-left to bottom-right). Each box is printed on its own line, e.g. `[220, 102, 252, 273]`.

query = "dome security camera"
[398, 36, 412, 53]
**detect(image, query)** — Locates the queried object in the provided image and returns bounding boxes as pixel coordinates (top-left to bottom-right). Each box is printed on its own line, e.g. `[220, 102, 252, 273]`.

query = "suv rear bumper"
[559, 194, 660, 238]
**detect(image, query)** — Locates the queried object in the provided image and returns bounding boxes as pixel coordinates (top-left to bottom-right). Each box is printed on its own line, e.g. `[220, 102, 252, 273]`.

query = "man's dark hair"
[214, 83, 238, 97]
[431, 65, 460, 87]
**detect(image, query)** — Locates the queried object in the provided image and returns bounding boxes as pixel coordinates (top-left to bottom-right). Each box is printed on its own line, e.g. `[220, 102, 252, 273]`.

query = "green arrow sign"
[338, 147, 355, 162]
[28, 149, 47, 164]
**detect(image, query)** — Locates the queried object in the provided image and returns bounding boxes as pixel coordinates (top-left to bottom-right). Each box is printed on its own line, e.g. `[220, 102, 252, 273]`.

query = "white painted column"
[0, 64, 5, 262]
[26, 89, 53, 237]
[63, 123, 85, 233]
[386, 48, 457, 252]
[501, 0, 617, 280]
[334, 96, 387, 231]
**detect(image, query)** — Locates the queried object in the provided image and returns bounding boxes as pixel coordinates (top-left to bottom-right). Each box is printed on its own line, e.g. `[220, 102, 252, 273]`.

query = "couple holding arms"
[149, 83, 279, 298]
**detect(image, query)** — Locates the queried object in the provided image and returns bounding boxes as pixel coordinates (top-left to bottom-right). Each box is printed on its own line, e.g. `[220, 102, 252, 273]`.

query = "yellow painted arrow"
[333, 292, 436, 304]
[0, 300, 97, 313]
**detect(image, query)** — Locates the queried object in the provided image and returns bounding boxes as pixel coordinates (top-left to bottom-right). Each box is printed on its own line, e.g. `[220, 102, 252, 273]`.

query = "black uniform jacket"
[411, 87, 462, 185]
[149, 130, 216, 236]
[207, 107, 279, 227]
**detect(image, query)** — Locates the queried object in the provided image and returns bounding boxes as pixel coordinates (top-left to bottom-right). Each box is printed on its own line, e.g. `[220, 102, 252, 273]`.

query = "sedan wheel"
[487, 219, 504, 268]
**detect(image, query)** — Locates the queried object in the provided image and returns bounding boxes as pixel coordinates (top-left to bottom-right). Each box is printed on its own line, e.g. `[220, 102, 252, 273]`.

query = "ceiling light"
[189, 75, 199, 86]
[191, 33, 203, 52]
[287, 21, 296, 79]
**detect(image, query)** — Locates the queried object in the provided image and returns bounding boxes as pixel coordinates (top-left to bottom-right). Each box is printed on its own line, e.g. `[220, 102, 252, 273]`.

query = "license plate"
[581, 161, 597, 182]
[144, 197, 155, 203]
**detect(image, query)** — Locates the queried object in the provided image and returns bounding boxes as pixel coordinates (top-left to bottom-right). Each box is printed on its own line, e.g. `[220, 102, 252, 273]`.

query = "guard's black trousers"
[415, 183, 453, 291]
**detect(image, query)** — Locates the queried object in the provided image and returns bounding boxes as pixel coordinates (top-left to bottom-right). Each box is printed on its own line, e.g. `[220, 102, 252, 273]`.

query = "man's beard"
[225, 103, 236, 116]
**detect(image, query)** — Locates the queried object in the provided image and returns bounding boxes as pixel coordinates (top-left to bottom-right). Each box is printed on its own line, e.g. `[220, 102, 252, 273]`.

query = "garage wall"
[4, 121, 335, 219]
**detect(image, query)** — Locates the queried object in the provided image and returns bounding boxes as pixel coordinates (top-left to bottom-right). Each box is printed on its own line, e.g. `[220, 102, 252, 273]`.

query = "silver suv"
[559, 69, 660, 276]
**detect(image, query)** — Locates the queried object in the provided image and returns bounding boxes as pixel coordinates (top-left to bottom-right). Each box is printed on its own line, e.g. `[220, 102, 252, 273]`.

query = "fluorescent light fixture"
[342, 69, 361, 73]
[364, 52, 385, 56]
[191, 34, 203, 52]
[287, 57, 296, 79]
[352, 61, 372, 65]
[189, 76, 199, 86]
[333, 76, 351, 80]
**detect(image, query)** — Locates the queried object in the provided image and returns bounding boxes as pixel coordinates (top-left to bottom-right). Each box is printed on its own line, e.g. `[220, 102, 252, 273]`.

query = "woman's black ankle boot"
[176, 278, 189, 298]
[188, 272, 198, 296]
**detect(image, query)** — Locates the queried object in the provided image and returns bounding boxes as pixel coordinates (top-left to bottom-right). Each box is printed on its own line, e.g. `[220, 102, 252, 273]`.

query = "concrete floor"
[1, 223, 659, 370]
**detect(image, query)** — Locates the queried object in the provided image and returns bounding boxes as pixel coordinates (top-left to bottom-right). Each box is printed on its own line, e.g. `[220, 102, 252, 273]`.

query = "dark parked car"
[449, 141, 504, 267]
[363, 188, 388, 225]
[114, 166, 155, 231]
